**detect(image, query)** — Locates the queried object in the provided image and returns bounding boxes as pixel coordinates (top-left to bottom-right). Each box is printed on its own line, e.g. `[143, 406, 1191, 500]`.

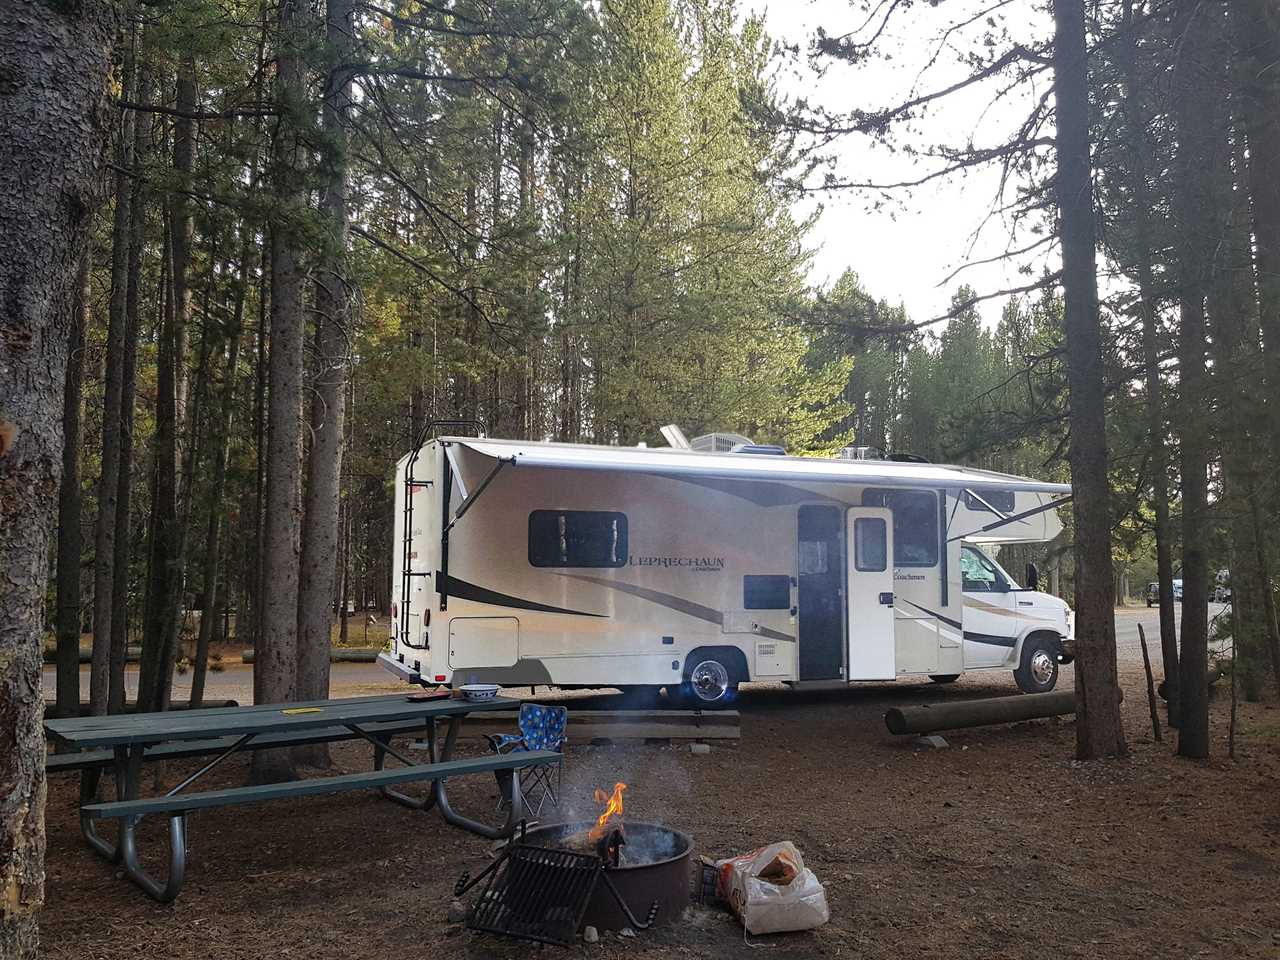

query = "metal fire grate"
[461, 844, 603, 947]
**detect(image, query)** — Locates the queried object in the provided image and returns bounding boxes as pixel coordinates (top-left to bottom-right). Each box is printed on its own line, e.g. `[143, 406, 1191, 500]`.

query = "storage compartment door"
[846, 508, 896, 680]
[448, 617, 519, 668]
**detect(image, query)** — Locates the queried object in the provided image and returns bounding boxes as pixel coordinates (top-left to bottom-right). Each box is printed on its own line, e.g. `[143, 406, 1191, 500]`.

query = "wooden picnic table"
[45, 693, 558, 902]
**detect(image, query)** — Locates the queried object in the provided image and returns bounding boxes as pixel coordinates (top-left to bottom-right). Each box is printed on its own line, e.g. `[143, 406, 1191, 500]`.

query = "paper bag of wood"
[714, 841, 830, 934]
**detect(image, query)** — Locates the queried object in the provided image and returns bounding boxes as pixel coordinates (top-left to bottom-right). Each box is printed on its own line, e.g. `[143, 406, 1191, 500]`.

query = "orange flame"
[587, 782, 626, 842]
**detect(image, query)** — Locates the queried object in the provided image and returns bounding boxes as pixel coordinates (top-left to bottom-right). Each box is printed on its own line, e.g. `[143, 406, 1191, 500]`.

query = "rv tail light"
[424, 609, 430, 626]
[391, 602, 398, 619]
[434, 674, 446, 682]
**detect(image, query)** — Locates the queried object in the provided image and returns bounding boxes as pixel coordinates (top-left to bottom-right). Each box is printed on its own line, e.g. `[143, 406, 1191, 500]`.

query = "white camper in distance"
[381, 434, 1075, 706]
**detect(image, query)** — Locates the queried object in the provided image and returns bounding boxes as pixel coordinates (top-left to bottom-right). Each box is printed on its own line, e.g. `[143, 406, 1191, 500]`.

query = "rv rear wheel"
[929, 674, 960, 684]
[1014, 634, 1059, 694]
[667, 649, 742, 709]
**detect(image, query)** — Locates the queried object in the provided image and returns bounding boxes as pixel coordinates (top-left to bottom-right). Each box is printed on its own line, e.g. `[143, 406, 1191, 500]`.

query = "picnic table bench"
[45, 693, 558, 903]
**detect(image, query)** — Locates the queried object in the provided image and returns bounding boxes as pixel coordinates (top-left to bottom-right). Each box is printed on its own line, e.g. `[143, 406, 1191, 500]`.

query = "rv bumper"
[378, 651, 424, 685]
[1056, 636, 1075, 665]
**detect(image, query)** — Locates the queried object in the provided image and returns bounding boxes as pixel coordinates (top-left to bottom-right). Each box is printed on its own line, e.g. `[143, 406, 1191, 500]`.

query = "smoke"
[549, 744, 693, 829]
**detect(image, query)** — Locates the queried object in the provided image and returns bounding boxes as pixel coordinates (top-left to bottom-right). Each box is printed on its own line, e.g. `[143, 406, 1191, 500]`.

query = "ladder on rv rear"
[398, 419, 486, 653]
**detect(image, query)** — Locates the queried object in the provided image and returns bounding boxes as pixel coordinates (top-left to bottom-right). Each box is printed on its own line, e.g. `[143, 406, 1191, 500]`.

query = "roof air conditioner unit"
[839, 445, 884, 461]
[690, 432, 754, 453]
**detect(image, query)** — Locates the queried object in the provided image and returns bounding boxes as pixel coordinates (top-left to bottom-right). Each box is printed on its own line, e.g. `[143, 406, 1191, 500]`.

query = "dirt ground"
[40, 651, 1280, 960]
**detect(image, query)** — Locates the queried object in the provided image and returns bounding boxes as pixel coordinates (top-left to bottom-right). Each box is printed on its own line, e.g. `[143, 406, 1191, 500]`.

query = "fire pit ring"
[520, 821, 693, 932]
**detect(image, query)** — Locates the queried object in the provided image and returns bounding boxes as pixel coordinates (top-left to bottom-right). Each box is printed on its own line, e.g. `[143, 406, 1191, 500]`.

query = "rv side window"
[963, 489, 1016, 514]
[853, 518, 887, 572]
[528, 511, 628, 568]
[744, 575, 791, 610]
[960, 545, 1007, 592]
[861, 489, 938, 567]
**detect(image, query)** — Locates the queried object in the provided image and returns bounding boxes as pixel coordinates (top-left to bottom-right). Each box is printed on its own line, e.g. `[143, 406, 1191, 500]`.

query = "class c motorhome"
[380, 431, 1075, 706]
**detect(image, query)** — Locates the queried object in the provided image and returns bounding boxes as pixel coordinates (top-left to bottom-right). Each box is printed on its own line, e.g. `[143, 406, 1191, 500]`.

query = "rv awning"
[443, 437, 1072, 495]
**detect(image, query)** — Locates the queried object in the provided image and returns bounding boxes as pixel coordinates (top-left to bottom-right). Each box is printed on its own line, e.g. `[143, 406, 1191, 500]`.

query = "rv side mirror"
[1026, 562, 1040, 591]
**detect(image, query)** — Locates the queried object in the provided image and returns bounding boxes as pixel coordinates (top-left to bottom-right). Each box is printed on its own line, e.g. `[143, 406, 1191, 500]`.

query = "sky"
[754, 0, 1057, 328]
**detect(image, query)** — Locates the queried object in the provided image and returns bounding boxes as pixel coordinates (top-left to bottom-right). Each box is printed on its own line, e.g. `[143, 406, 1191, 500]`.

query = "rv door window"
[861, 489, 938, 567]
[853, 517, 888, 572]
[528, 510, 628, 568]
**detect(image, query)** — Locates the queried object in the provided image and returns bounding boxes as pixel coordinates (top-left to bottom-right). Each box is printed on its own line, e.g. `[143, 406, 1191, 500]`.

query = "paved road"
[41, 660, 403, 707]
[44, 603, 1230, 707]
[1114, 601, 1230, 664]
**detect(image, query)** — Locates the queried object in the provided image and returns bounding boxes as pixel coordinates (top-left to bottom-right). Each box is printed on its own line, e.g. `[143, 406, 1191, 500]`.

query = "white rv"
[380, 433, 1075, 706]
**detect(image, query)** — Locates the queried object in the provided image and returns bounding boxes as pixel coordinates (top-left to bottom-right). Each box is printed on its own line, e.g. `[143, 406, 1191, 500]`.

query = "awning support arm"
[443, 456, 516, 537]
[948, 495, 1072, 542]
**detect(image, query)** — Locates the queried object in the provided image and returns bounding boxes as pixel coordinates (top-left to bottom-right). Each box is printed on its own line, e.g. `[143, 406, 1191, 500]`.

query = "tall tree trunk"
[138, 218, 184, 714]
[1051, 0, 1127, 759]
[55, 254, 90, 718]
[1207, 116, 1270, 701]
[110, 67, 153, 713]
[1120, 0, 1179, 724]
[247, 242, 269, 650]
[0, 2, 116, 952]
[1233, 0, 1280, 437]
[191, 239, 249, 708]
[91, 34, 137, 715]
[171, 56, 196, 418]
[138, 61, 197, 714]
[1171, 0, 1214, 758]
[253, 0, 309, 783]
[296, 0, 354, 766]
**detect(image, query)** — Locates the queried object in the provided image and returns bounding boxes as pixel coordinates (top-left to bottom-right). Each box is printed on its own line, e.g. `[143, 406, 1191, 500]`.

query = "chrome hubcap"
[689, 660, 730, 702]
[1030, 650, 1056, 686]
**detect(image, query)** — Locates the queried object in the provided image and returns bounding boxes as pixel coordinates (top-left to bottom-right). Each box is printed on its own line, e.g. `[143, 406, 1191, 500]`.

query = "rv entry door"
[797, 505, 845, 680]
[846, 507, 896, 680]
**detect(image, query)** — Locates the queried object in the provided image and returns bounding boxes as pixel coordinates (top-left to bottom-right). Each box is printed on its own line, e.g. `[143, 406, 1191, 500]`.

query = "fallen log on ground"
[884, 690, 1121, 736]
[242, 647, 380, 664]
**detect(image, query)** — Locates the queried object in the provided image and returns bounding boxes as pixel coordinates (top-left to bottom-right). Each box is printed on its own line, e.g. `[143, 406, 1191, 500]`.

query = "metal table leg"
[107, 744, 189, 902]
[434, 714, 526, 840]
[78, 766, 120, 863]
[366, 719, 438, 812]
[81, 735, 254, 903]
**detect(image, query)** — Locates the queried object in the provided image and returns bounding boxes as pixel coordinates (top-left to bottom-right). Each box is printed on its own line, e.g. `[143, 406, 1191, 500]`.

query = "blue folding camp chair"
[487, 704, 568, 817]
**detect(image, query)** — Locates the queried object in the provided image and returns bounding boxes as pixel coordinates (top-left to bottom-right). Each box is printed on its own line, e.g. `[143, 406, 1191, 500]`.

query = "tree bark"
[55, 254, 90, 718]
[0, 1, 116, 951]
[1051, 0, 1127, 759]
[253, 0, 309, 782]
[295, 0, 354, 765]
[92, 31, 137, 715]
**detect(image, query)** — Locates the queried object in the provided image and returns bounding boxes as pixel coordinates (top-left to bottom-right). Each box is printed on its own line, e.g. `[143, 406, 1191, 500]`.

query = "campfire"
[587, 782, 626, 865]
[455, 779, 692, 943]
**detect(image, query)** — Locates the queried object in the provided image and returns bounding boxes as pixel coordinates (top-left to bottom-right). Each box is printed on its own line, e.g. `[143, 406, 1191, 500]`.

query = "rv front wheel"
[929, 674, 960, 684]
[1014, 634, 1059, 694]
